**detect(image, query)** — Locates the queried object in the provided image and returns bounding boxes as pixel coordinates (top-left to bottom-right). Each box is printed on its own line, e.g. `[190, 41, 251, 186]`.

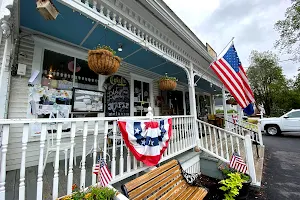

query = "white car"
[259, 109, 300, 135]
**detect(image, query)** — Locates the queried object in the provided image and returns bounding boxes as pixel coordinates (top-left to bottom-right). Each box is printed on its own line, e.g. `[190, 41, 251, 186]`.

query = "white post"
[36, 124, 47, 200]
[0, 21, 10, 94]
[80, 121, 88, 189]
[52, 123, 63, 200]
[0, 125, 10, 200]
[189, 65, 200, 149]
[222, 86, 228, 129]
[258, 124, 263, 146]
[19, 124, 29, 200]
[244, 134, 257, 183]
[67, 122, 76, 194]
[91, 121, 99, 186]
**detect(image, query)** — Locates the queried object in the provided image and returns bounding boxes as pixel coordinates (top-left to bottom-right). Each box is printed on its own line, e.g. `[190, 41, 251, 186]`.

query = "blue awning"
[21, 0, 220, 93]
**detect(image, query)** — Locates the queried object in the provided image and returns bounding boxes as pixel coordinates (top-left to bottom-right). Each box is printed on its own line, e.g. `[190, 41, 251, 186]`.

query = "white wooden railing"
[0, 113, 197, 200]
[196, 119, 257, 184]
[226, 116, 263, 146]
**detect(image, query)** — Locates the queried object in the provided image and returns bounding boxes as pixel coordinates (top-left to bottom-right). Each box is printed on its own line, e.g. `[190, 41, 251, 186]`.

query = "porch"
[0, 0, 265, 199]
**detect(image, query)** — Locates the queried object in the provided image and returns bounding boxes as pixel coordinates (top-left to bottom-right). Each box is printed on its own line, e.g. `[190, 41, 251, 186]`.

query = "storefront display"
[72, 88, 104, 112]
[133, 80, 150, 116]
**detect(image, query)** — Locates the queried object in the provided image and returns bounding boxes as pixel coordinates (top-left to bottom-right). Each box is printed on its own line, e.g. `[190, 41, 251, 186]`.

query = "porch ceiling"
[20, 0, 220, 94]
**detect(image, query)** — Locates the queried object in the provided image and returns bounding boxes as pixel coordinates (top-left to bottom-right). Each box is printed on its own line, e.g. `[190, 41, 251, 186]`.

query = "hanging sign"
[104, 75, 130, 117]
[118, 118, 172, 166]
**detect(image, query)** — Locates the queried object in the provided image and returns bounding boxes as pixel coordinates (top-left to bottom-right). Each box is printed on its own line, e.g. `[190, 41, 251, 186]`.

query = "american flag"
[93, 157, 100, 175]
[229, 153, 248, 174]
[210, 44, 255, 115]
[98, 159, 112, 187]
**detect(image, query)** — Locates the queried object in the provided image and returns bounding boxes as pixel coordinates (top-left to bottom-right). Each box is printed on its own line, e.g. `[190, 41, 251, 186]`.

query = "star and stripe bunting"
[210, 44, 255, 115]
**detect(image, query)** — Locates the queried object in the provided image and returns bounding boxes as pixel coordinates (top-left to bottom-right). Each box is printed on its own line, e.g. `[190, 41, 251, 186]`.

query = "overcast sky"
[163, 0, 298, 79]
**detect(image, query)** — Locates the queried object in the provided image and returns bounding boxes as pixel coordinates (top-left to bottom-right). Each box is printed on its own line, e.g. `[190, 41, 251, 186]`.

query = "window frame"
[130, 73, 153, 116]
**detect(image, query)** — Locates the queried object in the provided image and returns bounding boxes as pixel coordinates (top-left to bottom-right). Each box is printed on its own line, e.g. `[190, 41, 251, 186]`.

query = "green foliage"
[159, 73, 177, 82]
[216, 109, 224, 114]
[247, 51, 291, 116]
[95, 44, 117, 56]
[274, 0, 300, 61]
[219, 173, 245, 200]
[62, 184, 116, 200]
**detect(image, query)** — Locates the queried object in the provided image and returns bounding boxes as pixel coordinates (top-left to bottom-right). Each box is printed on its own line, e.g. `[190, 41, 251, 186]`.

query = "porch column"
[0, 20, 11, 119]
[222, 85, 228, 129]
[188, 66, 197, 118]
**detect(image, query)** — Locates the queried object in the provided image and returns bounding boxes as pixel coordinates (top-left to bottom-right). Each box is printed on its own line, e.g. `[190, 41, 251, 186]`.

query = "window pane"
[42, 49, 74, 84]
[74, 58, 98, 90]
[288, 111, 300, 118]
[134, 80, 142, 102]
[143, 82, 150, 102]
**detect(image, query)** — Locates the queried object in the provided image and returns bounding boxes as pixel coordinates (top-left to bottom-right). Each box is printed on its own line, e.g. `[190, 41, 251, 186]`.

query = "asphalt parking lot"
[250, 132, 300, 200]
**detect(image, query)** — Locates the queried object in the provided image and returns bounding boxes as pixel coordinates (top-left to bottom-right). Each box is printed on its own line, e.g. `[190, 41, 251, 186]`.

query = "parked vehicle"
[259, 109, 300, 135]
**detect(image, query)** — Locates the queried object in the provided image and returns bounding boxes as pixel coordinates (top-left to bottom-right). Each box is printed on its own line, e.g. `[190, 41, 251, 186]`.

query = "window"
[38, 49, 99, 121]
[287, 111, 300, 118]
[131, 74, 153, 116]
[133, 80, 150, 116]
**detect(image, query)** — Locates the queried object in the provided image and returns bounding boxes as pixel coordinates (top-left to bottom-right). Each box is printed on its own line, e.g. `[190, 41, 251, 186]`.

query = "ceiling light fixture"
[118, 43, 123, 52]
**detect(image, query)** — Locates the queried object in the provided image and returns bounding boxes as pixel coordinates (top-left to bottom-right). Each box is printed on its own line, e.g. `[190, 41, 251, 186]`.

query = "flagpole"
[194, 37, 235, 85]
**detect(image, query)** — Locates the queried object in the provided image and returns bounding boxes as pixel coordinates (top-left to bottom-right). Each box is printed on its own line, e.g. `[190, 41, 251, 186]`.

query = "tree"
[247, 51, 288, 116]
[274, 0, 300, 61]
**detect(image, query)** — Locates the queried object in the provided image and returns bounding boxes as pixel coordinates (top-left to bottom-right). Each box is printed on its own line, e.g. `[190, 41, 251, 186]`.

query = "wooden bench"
[121, 160, 208, 200]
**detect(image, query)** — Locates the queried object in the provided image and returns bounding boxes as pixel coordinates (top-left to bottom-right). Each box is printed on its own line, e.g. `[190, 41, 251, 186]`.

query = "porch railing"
[226, 116, 263, 146]
[0, 115, 197, 200]
[196, 119, 257, 184]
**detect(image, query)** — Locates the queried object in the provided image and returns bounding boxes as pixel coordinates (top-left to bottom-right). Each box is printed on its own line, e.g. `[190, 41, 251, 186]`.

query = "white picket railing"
[196, 119, 257, 184]
[0, 114, 197, 200]
[226, 116, 263, 146]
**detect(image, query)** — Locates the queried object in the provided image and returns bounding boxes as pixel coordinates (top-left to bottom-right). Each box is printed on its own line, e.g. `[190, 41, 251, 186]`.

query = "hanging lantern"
[159, 73, 177, 91]
[88, 45, 121, 75]
[36, 0, 59, 20]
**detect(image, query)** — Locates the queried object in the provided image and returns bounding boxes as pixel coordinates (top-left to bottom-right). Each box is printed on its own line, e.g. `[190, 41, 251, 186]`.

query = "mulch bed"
[195, 174, 265, 200]
[195, 174, 224, 200]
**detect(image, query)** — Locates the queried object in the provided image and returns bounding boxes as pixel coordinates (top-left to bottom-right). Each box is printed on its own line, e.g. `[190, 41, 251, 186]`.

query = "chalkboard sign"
[104, 75, 130, 117]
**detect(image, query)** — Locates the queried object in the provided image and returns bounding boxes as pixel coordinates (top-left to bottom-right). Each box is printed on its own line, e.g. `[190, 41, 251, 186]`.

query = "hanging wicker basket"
[226, 98, 237, 105]
[159, 79, 177, 91]
[88, 49, 121, 75]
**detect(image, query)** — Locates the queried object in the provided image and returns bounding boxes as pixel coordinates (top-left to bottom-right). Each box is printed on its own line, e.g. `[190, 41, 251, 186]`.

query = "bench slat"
[147, 176, 185, 200]
[159, 181, 189, 200]
[129, 166, 181, 199]
[188, 188, 208, 200]
[124, 160, 179, 192]
[176, 186, 196, 199]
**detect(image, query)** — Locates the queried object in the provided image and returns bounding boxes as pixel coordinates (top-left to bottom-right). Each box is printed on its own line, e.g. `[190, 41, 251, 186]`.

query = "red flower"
[72, 184, 77, 191]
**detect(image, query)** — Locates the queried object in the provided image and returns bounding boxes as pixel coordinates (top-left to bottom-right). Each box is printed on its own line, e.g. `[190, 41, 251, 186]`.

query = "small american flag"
[98, 159, 112, 187]
[229, 153, 248, 174]
[210, 44, 255, 115]
[93, 157, 100, 175]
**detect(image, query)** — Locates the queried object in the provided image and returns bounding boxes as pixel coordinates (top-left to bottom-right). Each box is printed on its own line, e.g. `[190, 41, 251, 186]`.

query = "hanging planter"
[36, 0, 59, 20]
[88, 45, 121, 75]
[159, 74, 177, 91]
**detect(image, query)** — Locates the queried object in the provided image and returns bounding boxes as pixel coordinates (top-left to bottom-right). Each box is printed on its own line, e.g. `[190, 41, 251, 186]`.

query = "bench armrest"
[182, 170, 200, 186]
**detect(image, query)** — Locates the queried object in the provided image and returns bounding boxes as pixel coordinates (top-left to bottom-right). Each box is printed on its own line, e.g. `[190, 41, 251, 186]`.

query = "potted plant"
[36, 0, 59, 20]
[59, 184, 117, 200]
[159, 73, 177, 91]
[219, 168, 251, 200]
[88, 45, 122, 75]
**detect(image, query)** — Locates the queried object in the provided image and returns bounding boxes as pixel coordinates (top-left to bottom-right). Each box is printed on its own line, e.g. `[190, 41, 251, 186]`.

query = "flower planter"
[36, 0, 59, 20]
[236, 176, 252, 200]
[88, 49, 121, 75]
[159, 79, 177, 91]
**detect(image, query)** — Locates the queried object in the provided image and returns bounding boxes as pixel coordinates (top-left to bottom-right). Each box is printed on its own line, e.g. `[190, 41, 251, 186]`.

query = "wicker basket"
[88, 49, 121, 75]
[159, 79, 177, 91]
